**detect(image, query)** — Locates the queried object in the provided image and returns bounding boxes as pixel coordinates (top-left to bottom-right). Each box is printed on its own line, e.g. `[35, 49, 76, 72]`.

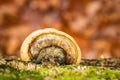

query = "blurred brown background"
[0, 0, 120, 59]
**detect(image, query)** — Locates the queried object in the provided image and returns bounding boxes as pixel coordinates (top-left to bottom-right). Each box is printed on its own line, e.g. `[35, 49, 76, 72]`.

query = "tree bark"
[0, 56, 120, 70]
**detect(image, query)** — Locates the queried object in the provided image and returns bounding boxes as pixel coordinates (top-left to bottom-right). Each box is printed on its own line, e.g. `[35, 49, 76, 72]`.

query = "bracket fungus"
[20, 28, 81, 65]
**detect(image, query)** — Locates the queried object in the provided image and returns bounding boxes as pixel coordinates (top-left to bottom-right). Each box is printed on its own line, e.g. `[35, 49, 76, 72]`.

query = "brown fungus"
[20, 28, 81, 65]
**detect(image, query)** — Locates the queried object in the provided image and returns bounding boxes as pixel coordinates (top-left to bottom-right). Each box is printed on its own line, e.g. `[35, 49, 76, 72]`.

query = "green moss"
[0, 65, 120, 80]
[0, 65, 43, 80]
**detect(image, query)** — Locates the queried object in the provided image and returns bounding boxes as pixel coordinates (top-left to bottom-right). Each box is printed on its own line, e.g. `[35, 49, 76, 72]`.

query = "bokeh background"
[0, 0, 120, 59]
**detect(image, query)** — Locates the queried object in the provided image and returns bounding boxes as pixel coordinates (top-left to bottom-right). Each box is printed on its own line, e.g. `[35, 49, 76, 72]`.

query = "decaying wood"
[0, 56, 41, 70]
[81, 58, 120, 70]
[0, 56, 120, 70]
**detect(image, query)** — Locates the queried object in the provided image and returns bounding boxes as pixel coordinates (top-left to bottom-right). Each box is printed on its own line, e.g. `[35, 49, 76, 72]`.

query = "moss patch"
[0, 65, 120, 80]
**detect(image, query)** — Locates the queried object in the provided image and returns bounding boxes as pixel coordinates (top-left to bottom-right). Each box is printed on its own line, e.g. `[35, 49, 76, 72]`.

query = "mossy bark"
[0, 56, 120, 70]
[0, 56, 120, 80]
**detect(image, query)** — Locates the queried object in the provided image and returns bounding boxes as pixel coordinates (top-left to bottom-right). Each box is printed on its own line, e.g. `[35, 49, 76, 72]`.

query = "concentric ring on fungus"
[20, 28, 81, 65]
